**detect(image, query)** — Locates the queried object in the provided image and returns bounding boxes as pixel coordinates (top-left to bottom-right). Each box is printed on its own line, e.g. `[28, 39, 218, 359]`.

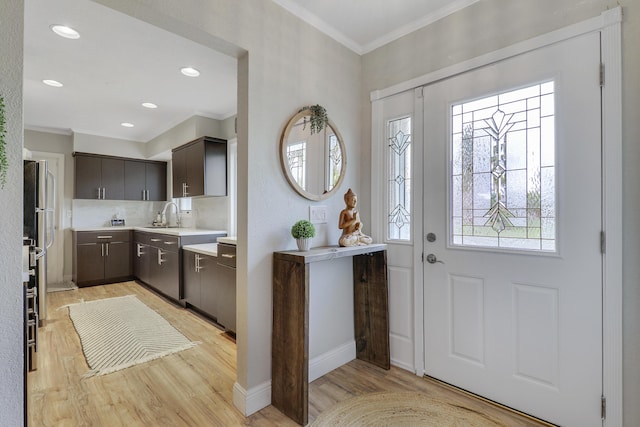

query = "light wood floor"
[28, 281, 552, 426]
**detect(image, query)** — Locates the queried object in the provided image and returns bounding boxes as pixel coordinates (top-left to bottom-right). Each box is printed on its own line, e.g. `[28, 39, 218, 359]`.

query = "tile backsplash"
[71, 199, 166, 228]
[71, 197, 229, 231]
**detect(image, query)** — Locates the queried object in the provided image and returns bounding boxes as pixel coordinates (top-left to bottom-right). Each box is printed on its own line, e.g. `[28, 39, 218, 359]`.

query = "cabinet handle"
[97, 235, 113, 239]
[136, 243, 144, 257]
[195, 254, 202, 272]
[146, 189, 150, 200]
[105, 243, 109, 257]
[221, 253, 236, 259]
[96, 188, 101, 199]
[101, 243, 105, 257]
[150, 238, 162, 242]
[157, 249, 165, 265]
[163, 241, 177, 245]
[183, 182, 189, 197]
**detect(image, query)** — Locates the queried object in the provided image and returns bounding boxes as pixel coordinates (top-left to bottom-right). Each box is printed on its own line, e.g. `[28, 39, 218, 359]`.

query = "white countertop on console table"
[182, 243, 218, 256]
[274, 243, 387, 264]
[71, 226, 226, 237]
[217, 236, 237, 245]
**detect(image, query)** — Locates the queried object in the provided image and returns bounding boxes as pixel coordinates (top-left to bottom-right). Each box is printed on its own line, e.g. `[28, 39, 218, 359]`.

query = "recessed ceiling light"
[42, 79, 63, 87]
[121, 122, 135, 128]
[180, 67, 200, 77]
[142, 102, 158, 109]
[50, 25, 80, 39]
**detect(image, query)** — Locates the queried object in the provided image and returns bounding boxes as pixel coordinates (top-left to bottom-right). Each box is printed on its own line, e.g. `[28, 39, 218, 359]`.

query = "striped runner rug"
[67, 295, 196, 377]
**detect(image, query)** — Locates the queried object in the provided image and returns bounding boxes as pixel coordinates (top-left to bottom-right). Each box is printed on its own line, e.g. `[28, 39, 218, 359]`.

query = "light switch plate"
[309, 205, 327, 224]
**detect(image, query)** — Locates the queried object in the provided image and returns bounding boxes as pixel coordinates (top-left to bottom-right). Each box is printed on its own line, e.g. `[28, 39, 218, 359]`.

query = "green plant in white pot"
[291, 219, 316, 251]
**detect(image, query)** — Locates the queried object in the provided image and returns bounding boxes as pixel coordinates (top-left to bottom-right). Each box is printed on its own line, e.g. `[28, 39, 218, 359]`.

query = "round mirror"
[280, 108, 346, 201]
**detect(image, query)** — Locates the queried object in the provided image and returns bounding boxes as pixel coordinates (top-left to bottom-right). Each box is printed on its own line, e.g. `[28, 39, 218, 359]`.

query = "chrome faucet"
[161, 202, 181, 227]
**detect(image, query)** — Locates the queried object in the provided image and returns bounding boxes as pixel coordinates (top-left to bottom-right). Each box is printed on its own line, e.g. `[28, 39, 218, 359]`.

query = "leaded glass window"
[327, 134, 341, 192]
[451, 82, 556, 252]
[287, 141, 306, 190]
[387, 116, 412, 241]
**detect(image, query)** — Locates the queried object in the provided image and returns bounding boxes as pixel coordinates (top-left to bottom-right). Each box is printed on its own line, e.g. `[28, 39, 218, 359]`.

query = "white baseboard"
[391, 358, 415, 374]
[309, 340, 356, 383]
[232, 341, 356, 416]
[233, 380, 271, 416]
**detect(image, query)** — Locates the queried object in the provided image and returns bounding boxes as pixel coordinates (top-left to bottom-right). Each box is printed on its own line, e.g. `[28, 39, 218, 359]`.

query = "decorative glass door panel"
[451, 82, 556, 251]
[387, 116, 412, 241]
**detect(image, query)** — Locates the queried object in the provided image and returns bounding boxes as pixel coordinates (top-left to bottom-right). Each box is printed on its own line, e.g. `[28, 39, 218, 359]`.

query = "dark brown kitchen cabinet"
[147, 235, 181, 301]
[215, 243, 236, 333]
[133, 236, 151, 285]
[124, 160, 167, 201]
[133, 231, 225, 303]
[73, 230, 132, 287]
[183, 250, 202, 307]
[183, 251, 219, 318]
[172, 136, 227, 198]
[183, 245, 236, 333]
[74, 154, 125, 200]
[74, 152, 167, 201]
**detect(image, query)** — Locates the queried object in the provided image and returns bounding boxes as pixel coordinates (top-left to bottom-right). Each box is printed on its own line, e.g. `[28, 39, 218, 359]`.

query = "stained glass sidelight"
[328, 134, 342, 191]
[287, 141, 306, 190]
[388, 116, 412, 241]
[451, 82, 556, 251]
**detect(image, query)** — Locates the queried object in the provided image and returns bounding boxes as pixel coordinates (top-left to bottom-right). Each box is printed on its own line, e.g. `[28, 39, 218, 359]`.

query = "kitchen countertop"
[182, 243, 218, 256]
[71, 226, 227, 237]
[217, 236, 237, 245]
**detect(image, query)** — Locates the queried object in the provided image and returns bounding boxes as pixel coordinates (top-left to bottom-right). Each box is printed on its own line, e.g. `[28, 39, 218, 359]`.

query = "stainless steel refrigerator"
[23, 159, 55, 325]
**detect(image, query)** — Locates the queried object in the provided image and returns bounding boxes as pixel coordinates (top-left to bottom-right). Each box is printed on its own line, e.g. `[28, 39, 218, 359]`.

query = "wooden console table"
[272, 244, 390, 425]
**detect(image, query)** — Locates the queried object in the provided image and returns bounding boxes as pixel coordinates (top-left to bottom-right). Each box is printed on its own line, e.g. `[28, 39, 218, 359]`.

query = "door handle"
[195, 254, 203, 272]
[426, 254, 444, 264]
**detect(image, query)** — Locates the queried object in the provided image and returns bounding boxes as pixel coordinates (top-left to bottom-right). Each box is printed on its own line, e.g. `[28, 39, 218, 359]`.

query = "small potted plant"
[291, 219, 316, 251]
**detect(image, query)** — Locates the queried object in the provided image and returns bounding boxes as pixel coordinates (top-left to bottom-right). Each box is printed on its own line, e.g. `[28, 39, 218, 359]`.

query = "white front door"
[422, 32, 602, 426]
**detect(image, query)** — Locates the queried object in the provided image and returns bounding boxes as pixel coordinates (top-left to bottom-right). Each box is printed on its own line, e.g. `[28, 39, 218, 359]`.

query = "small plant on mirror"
[299, 104, 328, 135]
[0, 96, 8, 188]
[291, 219, 316, 251]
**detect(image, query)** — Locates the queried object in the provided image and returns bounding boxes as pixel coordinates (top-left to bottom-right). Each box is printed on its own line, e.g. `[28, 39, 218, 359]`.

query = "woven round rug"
[310, 392, 505, 427]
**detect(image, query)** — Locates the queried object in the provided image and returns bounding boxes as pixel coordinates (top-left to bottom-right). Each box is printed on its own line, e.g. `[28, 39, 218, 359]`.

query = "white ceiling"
[24, 0, 238, 143]
[271, 0, 480, 54]
[23, 0, 478, 143]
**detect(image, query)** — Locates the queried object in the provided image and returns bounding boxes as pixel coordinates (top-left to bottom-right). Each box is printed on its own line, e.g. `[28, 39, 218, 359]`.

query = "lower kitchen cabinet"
[183, 250, 203, 308]
[183, 244, 236, 333]
[133, 230, 224, 303]
[73, 230, 132, 287]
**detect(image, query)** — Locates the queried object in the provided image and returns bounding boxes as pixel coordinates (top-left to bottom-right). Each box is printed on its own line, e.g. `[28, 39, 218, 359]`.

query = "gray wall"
[361, 1, 638, 425]
[0, 0, 24, 424]
[91, 0, 363, 409]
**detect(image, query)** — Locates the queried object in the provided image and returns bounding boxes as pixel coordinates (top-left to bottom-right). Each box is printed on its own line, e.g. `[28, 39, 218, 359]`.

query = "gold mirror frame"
[279, 109, 347, 201]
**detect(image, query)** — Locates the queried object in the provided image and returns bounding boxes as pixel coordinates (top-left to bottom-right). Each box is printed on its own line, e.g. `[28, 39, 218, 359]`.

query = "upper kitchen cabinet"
[124, 160, 167, 201]
[74, 152, 167, 201]
[74, 153, 125, 200]
[172, 136, 227, 198]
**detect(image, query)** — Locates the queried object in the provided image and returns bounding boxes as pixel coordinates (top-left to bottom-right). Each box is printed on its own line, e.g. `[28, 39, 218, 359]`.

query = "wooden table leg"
[272, 256, 309, 425]
[353, 250, 390, 370]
